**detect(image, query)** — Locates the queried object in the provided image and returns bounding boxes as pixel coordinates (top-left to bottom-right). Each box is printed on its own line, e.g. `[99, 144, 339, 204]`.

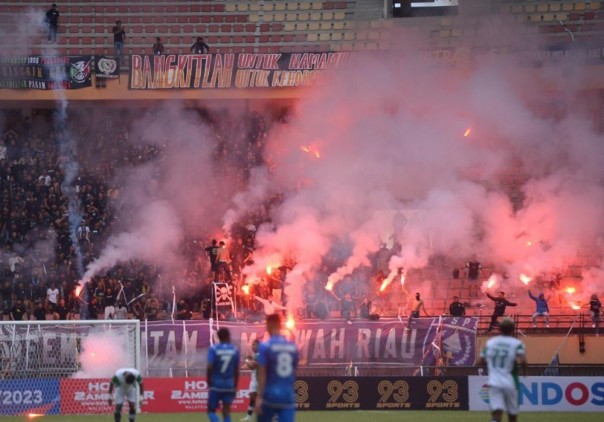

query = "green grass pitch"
[4, 412, 603, 422]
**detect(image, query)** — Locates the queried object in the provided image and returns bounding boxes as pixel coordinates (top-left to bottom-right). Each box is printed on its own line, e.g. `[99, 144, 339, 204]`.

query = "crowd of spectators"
[0, 107, 269, 322]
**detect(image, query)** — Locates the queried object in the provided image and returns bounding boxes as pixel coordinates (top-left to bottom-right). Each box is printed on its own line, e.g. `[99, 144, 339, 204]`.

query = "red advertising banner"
[60, 379, 114, 414]
[61, 376, 252, 414]
[143, 376, 252, 413]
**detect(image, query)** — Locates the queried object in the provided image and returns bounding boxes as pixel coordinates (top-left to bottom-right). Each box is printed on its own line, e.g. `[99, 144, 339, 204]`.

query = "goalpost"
[0, 320, 140, 416]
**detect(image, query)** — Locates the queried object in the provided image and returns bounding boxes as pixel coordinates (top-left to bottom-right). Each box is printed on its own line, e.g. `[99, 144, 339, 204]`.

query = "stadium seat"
[225, 4, 237, 12]
[319, 22, 331, 30]
[284, 22, 296, 31]
[575, 1, 586, 11]
[237, 3, 249, 12]
[311, 2, 322, 10]
[298, 12, 310, 20]
[263, 3, 274, 12]
[300, 2, 311, 11]
[308, 22, 320, 31]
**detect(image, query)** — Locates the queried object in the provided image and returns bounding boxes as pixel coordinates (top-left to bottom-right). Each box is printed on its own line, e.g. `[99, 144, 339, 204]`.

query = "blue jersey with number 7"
[208, 343, 240, 391]
[257, 335, 299, 407]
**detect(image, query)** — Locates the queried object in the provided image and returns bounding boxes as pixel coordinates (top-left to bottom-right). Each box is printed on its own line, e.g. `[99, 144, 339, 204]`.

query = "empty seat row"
[249, 11, 346, 22]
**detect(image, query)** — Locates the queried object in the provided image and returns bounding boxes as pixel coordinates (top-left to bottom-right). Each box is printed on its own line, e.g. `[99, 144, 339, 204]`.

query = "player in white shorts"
[242, 339, 259, 421]
[108, 367, 144, 422]
[478, 318, 527, 422]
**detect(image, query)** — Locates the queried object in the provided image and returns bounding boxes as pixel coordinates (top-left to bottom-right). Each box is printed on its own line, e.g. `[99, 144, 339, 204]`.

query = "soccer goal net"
[0, 320, 140, 415]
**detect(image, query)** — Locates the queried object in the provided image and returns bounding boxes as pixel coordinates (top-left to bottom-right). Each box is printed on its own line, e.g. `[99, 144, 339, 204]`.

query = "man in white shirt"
[478, 318, 527, 422]
[46, 283, 60, 306]
[254, 294, 286, 316]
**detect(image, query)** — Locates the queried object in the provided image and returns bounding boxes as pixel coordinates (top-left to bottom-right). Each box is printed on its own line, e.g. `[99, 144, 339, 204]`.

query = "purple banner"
[141, 317, 477, 370]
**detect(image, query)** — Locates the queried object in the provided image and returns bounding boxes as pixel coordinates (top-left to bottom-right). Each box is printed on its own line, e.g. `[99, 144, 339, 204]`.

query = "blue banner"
[0, 379, 60, 415]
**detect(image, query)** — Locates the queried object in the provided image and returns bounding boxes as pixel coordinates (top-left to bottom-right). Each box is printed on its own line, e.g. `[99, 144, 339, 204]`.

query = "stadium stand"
[0, 1, 601, 58]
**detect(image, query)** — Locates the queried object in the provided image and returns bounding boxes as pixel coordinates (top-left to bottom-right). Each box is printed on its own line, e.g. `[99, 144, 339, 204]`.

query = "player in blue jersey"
[255, 313, 299, 422]
[207, 327, 240, 422]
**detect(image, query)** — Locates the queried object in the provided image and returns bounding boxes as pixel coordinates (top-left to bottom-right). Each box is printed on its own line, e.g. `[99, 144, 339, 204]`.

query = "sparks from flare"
[569, 302, 581, 311]
[27, 414, 44, 419]
[463, 127, 472, 137]
[487, 275, 496, 289]
[300, 145, 321, 159]
[74, 284, 83, 297]
[526, 240, 533, 247]
[380, 279, 389, 292]
[325, 282, 333, 291]
[242, 285, 250, 295]
[519, 274, 531, 285]
[565, 287, 576, 294]
[286, 316, 295, 330]
[266, 266, 272, 275]
[400, 274, 406, 285]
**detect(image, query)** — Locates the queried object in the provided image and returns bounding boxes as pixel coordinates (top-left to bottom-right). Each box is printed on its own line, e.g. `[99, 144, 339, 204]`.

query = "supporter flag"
[213, 282, 234, 311]
[95, 56, 120, 79]
[543, 352, 560, 376]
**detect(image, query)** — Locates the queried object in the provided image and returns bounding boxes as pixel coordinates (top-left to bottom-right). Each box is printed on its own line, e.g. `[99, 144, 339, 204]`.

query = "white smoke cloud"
[73, 330, 131, 378]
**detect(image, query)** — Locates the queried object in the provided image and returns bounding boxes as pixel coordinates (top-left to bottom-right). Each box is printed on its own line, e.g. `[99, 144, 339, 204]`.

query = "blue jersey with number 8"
[208, 343, 240, 391]
[257, 335, 299, 407]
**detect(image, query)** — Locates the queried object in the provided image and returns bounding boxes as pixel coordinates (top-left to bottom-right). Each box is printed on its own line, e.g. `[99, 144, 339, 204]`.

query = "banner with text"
[141, 317, 477, 373]
[128, 52, 350, 90]
[295, 376, 468, 410]
[60, 376, 251, 414]
[468, 376, 604, 412]
[0, 379, 60, 415]
[0, 318, 477, 379]
[0, 56, 92, 89]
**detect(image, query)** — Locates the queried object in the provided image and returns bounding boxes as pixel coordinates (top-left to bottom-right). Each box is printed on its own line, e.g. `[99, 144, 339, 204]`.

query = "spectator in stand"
[465, 256, 482, 299]
[216, 241, 232, 282]
[145, 298, 159, 321]
[588, 294, 601, 329]
[45, 4, 60, 44]
[449, 296, 466, 317]
[205, 239, 219, 280]
[528, 290, 550, 327]
[46, 282, 59, 307]
[88, 296, 100, 320]
[53, 298, 71, 320]
[112, 20, 126, 61]
[486, 290, 517, 332]
[152, 37, 165, 55]
[190, 36, 210, 54]
[1, 280, 12, 316]
[406, 292, 429, 330]
[339, 293, 355, 324]
[175, 299, 192, 320]
[104, 286, 116, 319]
[254, 294, 286, 316]
[33, 301, 47, 320]
[10, 299, 26, 321]
[114, 300, 128, 319]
